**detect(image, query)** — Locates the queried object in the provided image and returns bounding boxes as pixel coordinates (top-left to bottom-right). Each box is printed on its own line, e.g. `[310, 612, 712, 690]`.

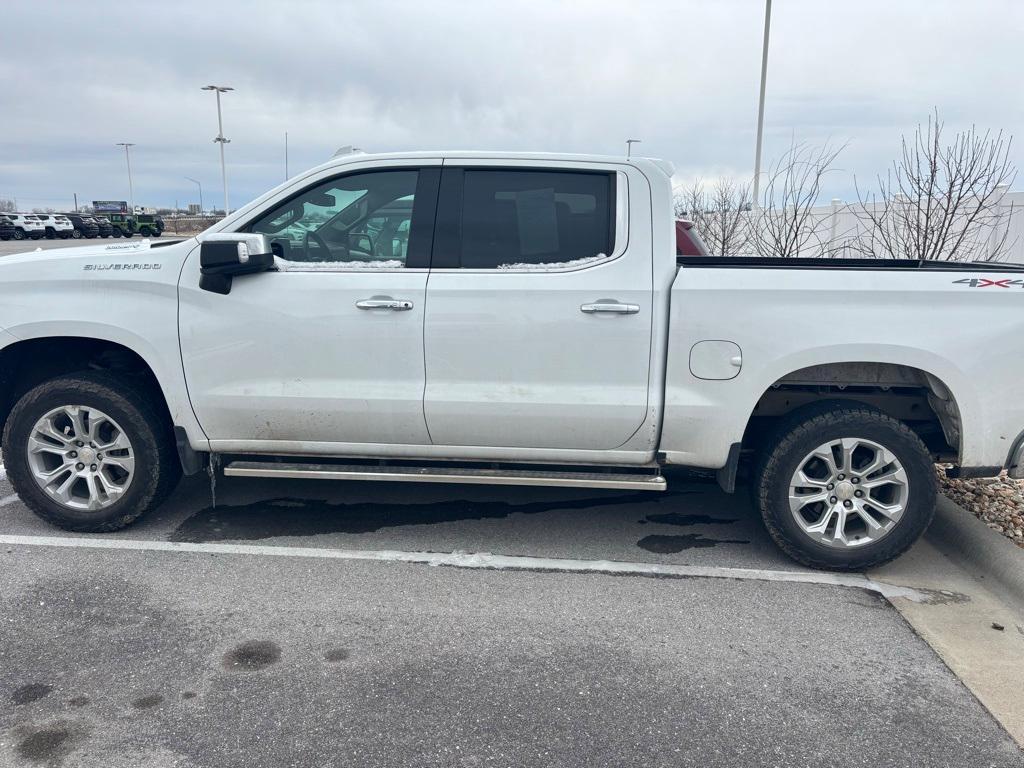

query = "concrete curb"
[926, 496, 1024, 613]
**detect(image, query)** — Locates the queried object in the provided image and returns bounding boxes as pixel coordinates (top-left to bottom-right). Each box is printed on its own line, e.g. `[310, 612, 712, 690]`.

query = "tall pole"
[185, 177, 203, 214]
[752, 0, 772, 209]
[202, 85, 233, 214]
[73, 193, 78, 213]
[116, 142, 135, 212]
[285, 131, 289, 180]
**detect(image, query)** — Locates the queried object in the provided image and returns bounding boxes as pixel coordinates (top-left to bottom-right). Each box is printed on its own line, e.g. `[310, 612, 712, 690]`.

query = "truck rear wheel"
[754, 404, 936, 571]
[2, 372, 181, 533]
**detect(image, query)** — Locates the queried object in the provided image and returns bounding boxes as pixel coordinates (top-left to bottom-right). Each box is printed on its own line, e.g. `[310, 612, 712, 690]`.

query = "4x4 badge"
[952, 278, 1024, 288]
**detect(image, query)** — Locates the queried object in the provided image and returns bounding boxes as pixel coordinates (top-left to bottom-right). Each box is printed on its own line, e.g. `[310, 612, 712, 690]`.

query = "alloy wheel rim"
[25, 405, 136, 511]
[788, 437, 908, 549]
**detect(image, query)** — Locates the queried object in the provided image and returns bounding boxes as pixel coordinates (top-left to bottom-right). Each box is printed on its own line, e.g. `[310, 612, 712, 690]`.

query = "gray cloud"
[1, 0, 1021, 210]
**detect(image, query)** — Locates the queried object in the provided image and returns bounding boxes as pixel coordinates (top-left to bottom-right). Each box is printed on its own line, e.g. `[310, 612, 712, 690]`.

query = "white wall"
[740, 189, 1024, 261]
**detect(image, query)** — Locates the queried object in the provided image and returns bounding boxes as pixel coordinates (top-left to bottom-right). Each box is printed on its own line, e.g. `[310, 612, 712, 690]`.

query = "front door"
[178, 166, 440, 450]
[422, 164, 653, 450]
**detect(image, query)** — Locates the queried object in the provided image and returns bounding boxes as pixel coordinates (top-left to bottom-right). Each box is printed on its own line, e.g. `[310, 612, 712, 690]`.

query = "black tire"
[754, 403, 936, 571]
[44, 228, 56, 239]
[72, 229, 83, 239]
[2, 372, 181, 532]
[13, 228, 25, 240]
[153, 230, 162, 237]
[111, 229, 122, 238]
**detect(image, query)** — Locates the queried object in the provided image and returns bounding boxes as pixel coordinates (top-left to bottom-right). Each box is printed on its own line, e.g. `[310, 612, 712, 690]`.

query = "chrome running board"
[223, 460, 667, 491]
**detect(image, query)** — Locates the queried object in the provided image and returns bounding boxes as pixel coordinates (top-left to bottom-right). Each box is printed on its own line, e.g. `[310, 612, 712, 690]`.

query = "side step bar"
[223, 460, 667, 492]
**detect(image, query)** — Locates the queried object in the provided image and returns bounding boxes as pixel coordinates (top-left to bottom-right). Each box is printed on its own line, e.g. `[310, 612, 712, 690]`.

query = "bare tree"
[0, 198, 14, 213]
[751, 142, 844, 258]
[674, 180, 701, 221]
[855, 110, 1016, 261]
[676, 178, 752, 256]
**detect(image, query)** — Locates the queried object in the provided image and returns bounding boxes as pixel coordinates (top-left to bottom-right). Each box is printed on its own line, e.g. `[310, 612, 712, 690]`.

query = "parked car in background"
[34, 213, 75, 239]
[0, 216, 14, 240]
[135, 213, 165, 237]
[92, 216, 114, 238]
[675, 219, 710, 256]
[104, 213, 136, 238]
[3, 214, 45, 240]
[63, 213, 100, 239]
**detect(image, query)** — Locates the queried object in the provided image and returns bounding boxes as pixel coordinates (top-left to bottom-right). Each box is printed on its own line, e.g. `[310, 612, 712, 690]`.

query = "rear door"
[422, 162, 653, 450]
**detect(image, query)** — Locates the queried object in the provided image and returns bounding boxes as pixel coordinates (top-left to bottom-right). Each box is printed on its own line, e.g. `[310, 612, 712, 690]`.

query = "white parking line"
[0, 494, 20, 507]
[0, 533, 922, 600]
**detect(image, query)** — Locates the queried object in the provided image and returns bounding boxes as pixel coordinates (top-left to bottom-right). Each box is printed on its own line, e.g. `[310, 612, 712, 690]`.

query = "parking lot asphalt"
[2, 467, 1022, 768]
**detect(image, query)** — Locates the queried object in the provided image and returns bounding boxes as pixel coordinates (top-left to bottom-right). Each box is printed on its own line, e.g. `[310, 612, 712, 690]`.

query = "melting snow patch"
[496, 253, 611, 271]
[279, 259, 404, 271]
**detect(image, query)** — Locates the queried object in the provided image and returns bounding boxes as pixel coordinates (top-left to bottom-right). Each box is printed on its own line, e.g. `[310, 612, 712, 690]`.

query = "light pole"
[202, 85, 233, 214]
[116, 142, 135, 212]
[185, 177, 204, 214]
[752, 0, 772, 209]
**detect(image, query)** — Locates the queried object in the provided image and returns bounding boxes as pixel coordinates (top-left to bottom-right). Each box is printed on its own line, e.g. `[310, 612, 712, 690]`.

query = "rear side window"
[459, 170, 614, 269]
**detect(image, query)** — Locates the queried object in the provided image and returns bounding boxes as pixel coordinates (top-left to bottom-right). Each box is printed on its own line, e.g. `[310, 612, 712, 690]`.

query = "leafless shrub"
[751, 142, 844, 258]
[855, 110, 1017, 261]
[676, 178, 752, 256]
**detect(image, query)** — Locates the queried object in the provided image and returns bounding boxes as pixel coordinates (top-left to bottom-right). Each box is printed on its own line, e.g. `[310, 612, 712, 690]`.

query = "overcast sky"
[1, 0, 1021, 211]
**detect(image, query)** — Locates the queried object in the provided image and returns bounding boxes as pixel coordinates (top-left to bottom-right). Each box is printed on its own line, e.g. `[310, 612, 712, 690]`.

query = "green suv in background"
[103, 213, 165, 238]
[135, 213, 165, 237]
[104, 213, 135, 237]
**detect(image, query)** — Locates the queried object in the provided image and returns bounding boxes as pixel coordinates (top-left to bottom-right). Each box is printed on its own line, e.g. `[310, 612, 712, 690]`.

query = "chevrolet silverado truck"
[1, 150, 1022, 570]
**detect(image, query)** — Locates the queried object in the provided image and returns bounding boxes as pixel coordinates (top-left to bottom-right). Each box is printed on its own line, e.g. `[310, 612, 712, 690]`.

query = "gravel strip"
[938, 466, 1024, 549]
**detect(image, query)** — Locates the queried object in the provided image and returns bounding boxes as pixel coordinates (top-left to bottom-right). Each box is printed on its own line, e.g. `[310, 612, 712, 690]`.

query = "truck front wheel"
[754, 404, 936, 571]
[2, 372, 181, 532]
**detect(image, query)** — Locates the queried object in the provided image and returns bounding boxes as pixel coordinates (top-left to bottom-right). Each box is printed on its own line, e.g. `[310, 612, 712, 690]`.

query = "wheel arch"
[0, 335, 177, 445]
[742, 360, 965, 464]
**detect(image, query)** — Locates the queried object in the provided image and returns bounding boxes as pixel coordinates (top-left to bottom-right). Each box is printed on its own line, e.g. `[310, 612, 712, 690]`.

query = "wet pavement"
[1, 469, 1022, 767]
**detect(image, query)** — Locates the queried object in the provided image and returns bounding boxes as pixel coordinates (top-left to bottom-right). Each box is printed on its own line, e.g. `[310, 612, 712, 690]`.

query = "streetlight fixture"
[752, 0, 772, 208]
[184, 177, 204, 214]
[201, 85, 234, 214]
[116, 142, 135, 212]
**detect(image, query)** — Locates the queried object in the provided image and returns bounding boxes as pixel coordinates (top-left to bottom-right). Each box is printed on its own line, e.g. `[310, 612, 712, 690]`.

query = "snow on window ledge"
[278, 259, 405, 271]
[495, 253, 610, 271]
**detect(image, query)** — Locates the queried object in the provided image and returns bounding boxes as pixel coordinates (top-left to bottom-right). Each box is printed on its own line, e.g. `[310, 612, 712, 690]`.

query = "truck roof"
[318, 150, 675, 178]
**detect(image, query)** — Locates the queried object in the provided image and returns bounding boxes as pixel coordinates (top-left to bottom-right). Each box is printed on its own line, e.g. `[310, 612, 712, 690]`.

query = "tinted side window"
[459, 170, 614, 269]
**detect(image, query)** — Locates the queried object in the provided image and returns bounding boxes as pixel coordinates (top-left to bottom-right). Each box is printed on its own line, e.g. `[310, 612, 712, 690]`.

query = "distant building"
[188, 203, 202, 215]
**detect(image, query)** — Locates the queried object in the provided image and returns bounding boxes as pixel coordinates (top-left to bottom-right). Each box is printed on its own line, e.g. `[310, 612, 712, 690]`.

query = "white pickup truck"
[1, 150, 1022, 570]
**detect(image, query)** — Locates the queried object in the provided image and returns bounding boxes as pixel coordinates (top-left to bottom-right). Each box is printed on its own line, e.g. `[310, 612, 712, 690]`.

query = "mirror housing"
[199, 233, 275, 294]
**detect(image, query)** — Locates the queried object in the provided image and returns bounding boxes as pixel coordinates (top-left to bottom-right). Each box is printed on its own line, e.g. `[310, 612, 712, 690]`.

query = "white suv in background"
[34, 213, 75, 239]
[4, 213, 46, 240]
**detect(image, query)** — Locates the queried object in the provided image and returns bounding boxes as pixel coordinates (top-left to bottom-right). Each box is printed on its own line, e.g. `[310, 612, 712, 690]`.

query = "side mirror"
[199, 233, 275, 295]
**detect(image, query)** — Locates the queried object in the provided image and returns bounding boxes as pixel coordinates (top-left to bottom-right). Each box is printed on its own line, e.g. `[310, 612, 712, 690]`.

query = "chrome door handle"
[356, 298, 414, 311]
[580, 302, 640, 315]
